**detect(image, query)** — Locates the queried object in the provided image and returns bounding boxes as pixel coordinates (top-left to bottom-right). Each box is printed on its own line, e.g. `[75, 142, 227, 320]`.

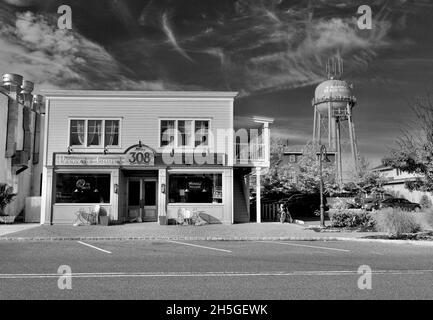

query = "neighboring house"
[280, 146, 336, 184]
[372, 165, 433, 204]
[0, 73, 45, 221]
[40, 90, 273, 225]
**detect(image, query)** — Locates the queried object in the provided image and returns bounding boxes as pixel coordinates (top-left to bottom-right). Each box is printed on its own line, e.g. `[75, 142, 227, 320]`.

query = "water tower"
[312, 57, 358, 185]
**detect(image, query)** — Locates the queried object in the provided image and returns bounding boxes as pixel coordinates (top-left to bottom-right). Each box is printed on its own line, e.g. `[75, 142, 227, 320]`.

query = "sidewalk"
[0, 223, 39, 237]
[0, 222, 383, 241]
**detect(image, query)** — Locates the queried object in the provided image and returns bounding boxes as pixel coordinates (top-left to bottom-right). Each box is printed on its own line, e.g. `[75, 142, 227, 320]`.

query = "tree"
[261, 140, 336, 197]
[295, 141, 337, 194]
[260, 137, 298, 198]
[345, 156, 387, 195]
[383, 94, 433, 193]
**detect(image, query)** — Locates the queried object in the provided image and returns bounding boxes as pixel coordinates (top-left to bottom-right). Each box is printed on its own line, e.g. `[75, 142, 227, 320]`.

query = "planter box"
[0, 215, 16, 224]
[99, 216, 109, 226]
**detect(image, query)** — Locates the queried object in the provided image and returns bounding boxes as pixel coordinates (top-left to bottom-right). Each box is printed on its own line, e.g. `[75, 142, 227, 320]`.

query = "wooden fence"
[250, 202, 280, 222]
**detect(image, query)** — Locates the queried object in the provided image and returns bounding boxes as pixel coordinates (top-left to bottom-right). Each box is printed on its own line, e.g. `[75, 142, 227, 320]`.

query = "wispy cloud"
[161, 12, 194, 62]
[0, 10, 167, 91]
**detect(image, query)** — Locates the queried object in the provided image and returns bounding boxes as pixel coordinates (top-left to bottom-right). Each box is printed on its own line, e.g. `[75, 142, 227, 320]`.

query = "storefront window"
[55, 173, 111, 203]
[169, 174, 222, 203]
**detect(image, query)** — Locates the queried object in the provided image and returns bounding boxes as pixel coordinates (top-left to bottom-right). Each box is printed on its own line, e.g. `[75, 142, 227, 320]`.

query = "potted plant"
[98, 207, 109, 226]
[0, 183, 17, 224]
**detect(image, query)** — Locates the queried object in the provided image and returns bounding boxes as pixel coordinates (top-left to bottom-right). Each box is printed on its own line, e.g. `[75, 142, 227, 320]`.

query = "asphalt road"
[1, 240, 433, 300]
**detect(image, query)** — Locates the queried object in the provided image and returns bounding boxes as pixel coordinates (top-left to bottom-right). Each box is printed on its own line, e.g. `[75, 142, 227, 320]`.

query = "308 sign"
[126, 147, 154, 165]
[128, 151, 152, 164]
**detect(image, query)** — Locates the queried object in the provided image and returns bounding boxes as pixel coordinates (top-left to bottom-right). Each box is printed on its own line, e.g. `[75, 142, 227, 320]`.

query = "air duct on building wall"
[20, 80, 35, 162]
[32, 94, 45, 165]
[2, 73, 23, 158]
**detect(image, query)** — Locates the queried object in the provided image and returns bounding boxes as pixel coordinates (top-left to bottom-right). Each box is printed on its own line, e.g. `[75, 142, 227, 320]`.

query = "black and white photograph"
[1, 0, 433, 312]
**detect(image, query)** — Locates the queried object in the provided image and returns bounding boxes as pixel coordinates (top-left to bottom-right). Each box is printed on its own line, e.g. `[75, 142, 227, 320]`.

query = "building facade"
[40, 90, 272, 225]
[0, 74, 45, 221]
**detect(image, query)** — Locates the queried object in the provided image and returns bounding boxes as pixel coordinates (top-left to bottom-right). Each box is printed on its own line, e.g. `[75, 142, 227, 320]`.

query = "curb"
[334, 237, 433, 246]
[0, 236, 343, 242]
[0, 236, 432, 245]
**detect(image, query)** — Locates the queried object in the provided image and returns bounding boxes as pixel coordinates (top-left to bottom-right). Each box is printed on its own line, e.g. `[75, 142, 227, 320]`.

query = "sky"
[1, 0, 433, 166]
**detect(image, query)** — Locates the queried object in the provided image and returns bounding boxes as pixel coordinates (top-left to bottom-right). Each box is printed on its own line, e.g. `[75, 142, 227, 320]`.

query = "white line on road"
[256, 241, 351, 252]
[1, 270, 433, 279]
[77, 241, 111, 254]
[165, 240, 232, 253]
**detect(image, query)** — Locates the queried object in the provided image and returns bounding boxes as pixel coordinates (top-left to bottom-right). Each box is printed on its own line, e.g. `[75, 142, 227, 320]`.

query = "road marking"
[372, 251, 384, 256]
[256, 241, 351, 252]
[1, 269, 433, 279]
[77, 241, 111, 254]
[165, 240, 232, 253]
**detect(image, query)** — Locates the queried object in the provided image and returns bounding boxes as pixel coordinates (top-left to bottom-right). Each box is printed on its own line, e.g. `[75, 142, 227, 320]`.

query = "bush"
[419, 195, 432, 209]
[329, 209, 374, 229]
[330, 197, 350, 210]
[0, 183, 16, 216]
[373, 208, 421, 235]
[416, 208, 433, 231]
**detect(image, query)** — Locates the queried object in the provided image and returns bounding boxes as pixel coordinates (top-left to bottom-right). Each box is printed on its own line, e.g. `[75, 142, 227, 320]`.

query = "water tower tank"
[313, 79, 355, 116]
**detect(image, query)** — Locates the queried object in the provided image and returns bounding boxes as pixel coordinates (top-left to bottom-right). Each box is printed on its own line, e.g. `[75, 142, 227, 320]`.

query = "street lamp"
[319, 144, 331, 227]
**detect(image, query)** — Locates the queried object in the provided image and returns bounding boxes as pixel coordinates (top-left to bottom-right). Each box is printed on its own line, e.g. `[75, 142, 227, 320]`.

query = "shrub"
[329, 209, 374, 229]
[419, 195, 432, 209]
[0, 183, 16, 216]
[330, 197, 349, 210]
[416, 208, 433, 231]
[373, 208, 421, 235]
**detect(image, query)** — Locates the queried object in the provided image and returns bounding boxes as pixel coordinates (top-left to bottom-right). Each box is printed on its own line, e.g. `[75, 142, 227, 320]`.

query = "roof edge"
[40, 90, 239, 99]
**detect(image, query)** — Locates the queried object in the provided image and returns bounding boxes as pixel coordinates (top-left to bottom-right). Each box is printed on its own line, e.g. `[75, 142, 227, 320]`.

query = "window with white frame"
[160, 119, 209, 148]
[69, 119, 120, 147]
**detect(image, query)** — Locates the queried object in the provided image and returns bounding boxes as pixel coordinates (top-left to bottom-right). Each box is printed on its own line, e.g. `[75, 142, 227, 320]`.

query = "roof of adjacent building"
[371, 164, 393, 171]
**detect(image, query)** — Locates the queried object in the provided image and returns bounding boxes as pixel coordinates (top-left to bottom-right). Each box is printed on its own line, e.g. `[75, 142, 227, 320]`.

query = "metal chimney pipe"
[32, 94, 45, 114]
[2, 73, 23, 92]
[21, 80, 34, 94]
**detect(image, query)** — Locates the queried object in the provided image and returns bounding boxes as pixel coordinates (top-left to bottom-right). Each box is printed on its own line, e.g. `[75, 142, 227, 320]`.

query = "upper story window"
[288, 155, 297, 163]
[160, 119, 210, 148]
[69, 119, 120, 147]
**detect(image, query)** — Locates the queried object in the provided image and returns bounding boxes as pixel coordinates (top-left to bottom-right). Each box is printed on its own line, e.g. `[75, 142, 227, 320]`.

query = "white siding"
[46, 97, 234, 166]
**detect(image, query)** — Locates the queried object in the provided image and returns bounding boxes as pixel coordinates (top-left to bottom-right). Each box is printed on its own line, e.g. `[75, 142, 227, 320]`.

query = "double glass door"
[127, 178, 157, 222]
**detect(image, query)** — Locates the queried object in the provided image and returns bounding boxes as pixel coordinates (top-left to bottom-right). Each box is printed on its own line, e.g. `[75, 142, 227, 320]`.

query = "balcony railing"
[235, 142, 266, 165]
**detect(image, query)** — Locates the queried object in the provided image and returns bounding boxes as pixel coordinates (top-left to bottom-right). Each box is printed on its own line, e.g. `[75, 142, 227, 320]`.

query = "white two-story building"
[40, 90, 272, 225]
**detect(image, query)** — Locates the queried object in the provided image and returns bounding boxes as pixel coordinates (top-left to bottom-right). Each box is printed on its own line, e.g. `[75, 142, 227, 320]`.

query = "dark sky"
[1, 0, 433, 165]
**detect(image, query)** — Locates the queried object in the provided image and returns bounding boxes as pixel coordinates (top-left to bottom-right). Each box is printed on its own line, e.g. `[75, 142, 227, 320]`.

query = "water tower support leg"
[347, 103, 358, 175]
[313, 107, 317, 142]
[328, 103, 332, 150]
[336, 119, 343, 186]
